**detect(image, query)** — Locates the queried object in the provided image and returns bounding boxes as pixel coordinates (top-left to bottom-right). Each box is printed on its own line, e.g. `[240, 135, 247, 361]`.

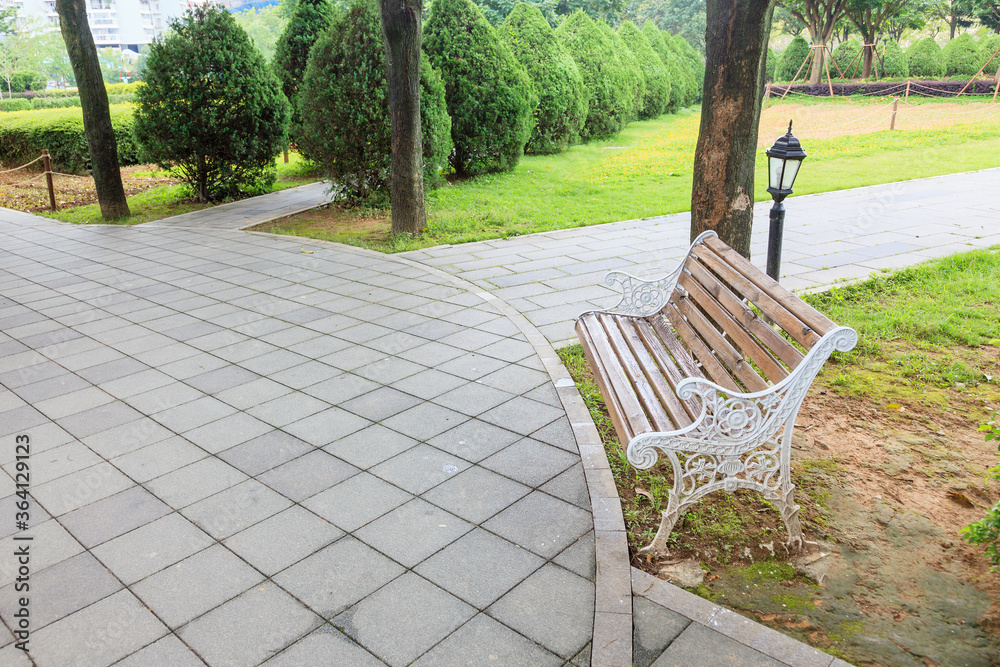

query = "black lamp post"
[765, 121, 807, 282]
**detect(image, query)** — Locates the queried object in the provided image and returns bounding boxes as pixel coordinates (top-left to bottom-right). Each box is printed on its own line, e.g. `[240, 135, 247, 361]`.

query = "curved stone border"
[249, 232, 635, 667]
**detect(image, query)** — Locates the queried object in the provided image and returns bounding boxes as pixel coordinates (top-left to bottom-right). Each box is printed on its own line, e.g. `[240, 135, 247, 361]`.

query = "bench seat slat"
[598, 314, 675, 432]
[661, 301, 742, 392]
[632, 319, 699, 425]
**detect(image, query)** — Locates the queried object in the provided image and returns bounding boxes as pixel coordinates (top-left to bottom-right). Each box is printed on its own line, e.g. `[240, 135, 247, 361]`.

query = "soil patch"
[250, 204, 392, 248]
[0, 164, 179, 211]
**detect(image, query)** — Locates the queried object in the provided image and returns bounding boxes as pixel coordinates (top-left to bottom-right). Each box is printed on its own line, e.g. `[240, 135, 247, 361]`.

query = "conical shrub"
[777, 35, 810, 82]
[942, 33, 980, 76]
[618, 20, 670, 119]
[907, 37, 946, 78]
[642, 21, 685, 112]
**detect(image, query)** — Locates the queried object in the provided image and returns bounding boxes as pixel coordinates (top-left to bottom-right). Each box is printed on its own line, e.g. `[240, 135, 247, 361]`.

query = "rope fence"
[0, 150, 85, 211]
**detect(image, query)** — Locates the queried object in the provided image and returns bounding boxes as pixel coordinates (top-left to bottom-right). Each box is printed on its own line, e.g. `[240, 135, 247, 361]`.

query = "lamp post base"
[766, 201, 785, 282]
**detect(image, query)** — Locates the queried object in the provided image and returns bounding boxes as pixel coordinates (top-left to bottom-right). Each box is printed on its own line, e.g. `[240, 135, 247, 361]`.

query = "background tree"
[55, 0, 129, 219]
[875, 38, 909, 75]
[844, 0, 915, 77]
[273, 0, 336, 140]
[134, 6, 289, 202]
[930, 0, 974, 38]
[498, 4, 588, 153]
[782, 0, 850, 84]
[474, 0, 559, 25]
[977, 0, 1000, 32]
[630, 0, 707, 51]
[774, 5, 808, 34]
[977, 33, 1000, 72]
[884, 0, 928, 39]
[424, 0, 535, 176]
[691, 0, 772, 256]
[235, 4, 286, 61]
[618, 20, 671, 119]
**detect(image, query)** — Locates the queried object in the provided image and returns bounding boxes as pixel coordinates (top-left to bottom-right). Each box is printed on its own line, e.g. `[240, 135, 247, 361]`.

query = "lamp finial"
[787, 119, 793, 135]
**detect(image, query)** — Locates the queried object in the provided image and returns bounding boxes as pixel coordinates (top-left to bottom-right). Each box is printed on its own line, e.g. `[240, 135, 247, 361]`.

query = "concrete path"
[402, 169, 1000, 344]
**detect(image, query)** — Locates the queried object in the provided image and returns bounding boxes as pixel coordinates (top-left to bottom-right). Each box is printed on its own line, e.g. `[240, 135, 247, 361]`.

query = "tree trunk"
[691, 0, 773, 258]
[378, 0, 426, 236]
[862, 43, 873, 79]
[55, 0, 129, 220]
[809, 43, 824, 84]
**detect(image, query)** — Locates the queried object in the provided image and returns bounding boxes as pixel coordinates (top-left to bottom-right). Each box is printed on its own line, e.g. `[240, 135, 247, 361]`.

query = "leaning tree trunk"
[809, 39, 824, 84]
[691, 0, 774, 258]
[56, 0, 129, 219]
[378, 0, 426, 236]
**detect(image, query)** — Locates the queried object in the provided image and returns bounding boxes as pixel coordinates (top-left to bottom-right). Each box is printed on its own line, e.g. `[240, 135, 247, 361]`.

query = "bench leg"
[764, 485, 804, 553]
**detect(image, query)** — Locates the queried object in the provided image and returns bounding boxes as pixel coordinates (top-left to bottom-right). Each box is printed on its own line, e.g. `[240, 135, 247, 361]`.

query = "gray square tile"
[652, 621, 785, 667]
[390, 368, 468, 400]
[284, 407, 371, 446]
[92, 512, 214, 584]
[412, 613, 563, 667]
[82, 418, 177, 459]
[13, 373, 90, 404]
[415, 529, 544, 609]
[334, 573, 475, 667]
[185, 365, 261, 394]
[483, 492, 592, 558]
[8, 441, 100, 486]
[319, 345, 387, 372]
[146, 457, 249, 509]
[421, 466, 531, 524]
[151, 396, 236, 433]
[218, 430, 313, 476]
[257, 450, 359, 502]
[132, 544, 264, 628]
[115, 634, 205, 667]
[541, 463, 590, 510]
[61, 486, 171, 548]
[352, 356, 425, 384]
[302, 372, 380, 404]
[225, 506, 343, 575]
[179, 582, 322, 667]
[247, 391, 329, 427]
[554, 531, 596, 581]
[183, 412, 275, 454]
[263, 627, 386, 666]
[214, 377, 293, 410]
[182, 479, 293, 539]
[341, 387, 423, 422]
[432, 382, 517, 417]
[355, 498, 473, 568]
[124, 381, 204, 415]
[633, 596, 690, 667]
[370, 444, 469, 495]
[274, 536, 405, 619]
[159, 352, 230, 381]
[324, 424, 419, 470]
[57, 400, 145, 439]
[487, 564, 595, 660]
[0, 518, 84, 588]
[427, 420, 521, 463]
[479, 397, 563, 436]
[481, 438, 578, 488]
[111, 436, 207, 483]
[29, 590, 168, 667]
[381, 403, 468, 442]
[241, 349, 312, 375]
[478, 365, 550, 395]
[302, 472, 412, 532]
[532, 417, 578, 453]
[269, 360, 339, 390]
[398, 341, 466, 366]
[0, 552, 121, 631]
[436, 354, 509, 380]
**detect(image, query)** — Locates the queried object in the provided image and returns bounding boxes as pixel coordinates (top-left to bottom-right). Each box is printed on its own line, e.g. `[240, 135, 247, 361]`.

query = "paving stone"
[303, 372, 381, 405]
[355, 498, 473, 568]
[389, 368, 468, 400]
[0, 518, 84, 588]
[274, 535, 404, 618]
[110, 436, 207, 483]
[151, 395, 236, 433]
[633, 596, 692, 667]
[179, 582, 322, 667]
[132, 544, 264, 628]
[413, 613, 563, 667]
[477, 364, 550, 395]
[214, 376, 293, 410]
[352, 356, 426, 384]
[554, 531, 597, 582]
[182, 479, 293, 539]
[651, 622, 784, 667]
[81, 418, 177, 459]
[370, 444, 470, 495]
[263, 627, 387, 666]
[381, 403, 468, 442]
[284, 407, 372, 446]
[269, 360, 339, 389]
[427, 419, 522, 463]
[115, 634, 205, 667]
[224, 506, 343, 575]
[484, 491, 593, 559]
[258, 449, 359, 501]
[415, 528, 545, 609]
[481, 438, 578, 488]
[479, 397, 563, 436]
[218, 430, 314, 476]
[92, 512, 214, 585]
[334, 572, 475, 667]
[540, 463, 590, 509]
[122, 381, 204, 415]
[435, 353, 509, 380]
[7, 441, 100, 487]
[302, 472, 412, 532]
[182, 411, 276, 454]
[487, 563, 594, 660]
[60, 486, 171, 548]
[532, 417, 578, 453]
[421, 465, 531, 524]
[341, 386, 423, 422]
[146, 457, 249, 509]
[324, 424, 420, 469]
[185, 364, 261, 394]
[29, 590, 168, 667]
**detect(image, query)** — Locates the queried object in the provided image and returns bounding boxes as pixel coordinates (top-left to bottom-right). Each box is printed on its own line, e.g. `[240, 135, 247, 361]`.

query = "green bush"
[0, 99, 31, 112]
[777, 35, 810, 82]
[977, 34, 1000, 76]
[642, 22, 684, 113]
[425, 0, 535, 176]
[942, 33, 980, 76]
[875, 39, 909, 78]
[134, 6, 289, 201]
[103, 81, 143, 95]
[498, 4, 587, 154]
[2, 71, 45, 94]
[298, 0, 452, 199]
[272, 0, 335, 139]
[766, 47, 778, 82]
[671, 33, 704, 102]
[599, 22, 643, 122]
[0, 105, 140, 172]
[556, 11, 633, 140]
[832, 39, 863, 78]
[907, 37, 946, 78]
[618, 20, 670, 120]
[662, 31, 699, 106]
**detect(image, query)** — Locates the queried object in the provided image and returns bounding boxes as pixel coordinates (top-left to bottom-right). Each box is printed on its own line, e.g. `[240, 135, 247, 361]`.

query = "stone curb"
[243, 231, 636, 667]
[632, 569, 853, 666]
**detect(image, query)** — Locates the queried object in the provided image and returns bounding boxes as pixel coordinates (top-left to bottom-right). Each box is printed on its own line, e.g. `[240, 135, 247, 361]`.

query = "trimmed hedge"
[600, 22, 643, 122]
[0, 99, 31, 112]
[978, 34, 1000, 75]
[618, 20, 670, 120]
[419, 57, 453, 189]
[0, 104, 140, 173]
[2, 71, 45, 94]
[556, 11, 633, 140]
[907, 37, 946, 78]
[766, 47, 778, 82]
[777, 35, 810, 82]
[663, 31, 699, 106]
[671, 33, 704, 102]
[642, 22, 684, 112]
[498, 4, 587, 154]
[425, 0, 536, 176]
[943, 33, 980, 76]
[832, 39, 862, 78]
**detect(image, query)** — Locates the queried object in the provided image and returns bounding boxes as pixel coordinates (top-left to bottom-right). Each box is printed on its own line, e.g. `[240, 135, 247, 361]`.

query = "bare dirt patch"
[0, 164, 179, 212]
[250, 204, 392, 248]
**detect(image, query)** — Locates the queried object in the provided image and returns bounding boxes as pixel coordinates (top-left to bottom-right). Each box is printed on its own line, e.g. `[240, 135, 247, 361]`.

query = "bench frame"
[578, 231, 858, 555]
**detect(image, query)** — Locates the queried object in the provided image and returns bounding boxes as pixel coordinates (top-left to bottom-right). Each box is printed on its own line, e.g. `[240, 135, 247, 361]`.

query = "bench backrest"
[656, 235, 838, 394]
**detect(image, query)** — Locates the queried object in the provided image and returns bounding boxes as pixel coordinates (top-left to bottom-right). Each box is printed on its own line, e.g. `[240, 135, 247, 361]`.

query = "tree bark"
[378, 0, 426, 236]
[55, 0, 129, 220]
[690, 0, 773, 258]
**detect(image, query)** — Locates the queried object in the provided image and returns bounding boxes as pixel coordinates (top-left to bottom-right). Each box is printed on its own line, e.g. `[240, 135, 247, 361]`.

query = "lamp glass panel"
[768, 155, 785, 191]
[780, 159, 802, 190]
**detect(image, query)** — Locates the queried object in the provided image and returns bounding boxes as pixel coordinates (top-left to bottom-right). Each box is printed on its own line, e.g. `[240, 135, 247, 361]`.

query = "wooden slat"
[691, 245, 820, 349]
[576, 318, 635, 444]
[577, 314, 652, 440]
[703, 236, 837, 337]
[685, 256, 805, 370]
[646, 314, 703, 379]
[678, 270, 789, 384]
[634, 319, 700, 422]
[672, 295, 770, 393]
[612, 315, 692, 429]
[661, 301, 741, 392]
[598, 314, 674, 432]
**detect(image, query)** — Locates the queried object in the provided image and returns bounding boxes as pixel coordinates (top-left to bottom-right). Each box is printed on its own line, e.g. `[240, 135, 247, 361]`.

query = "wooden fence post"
[284, 148, 289, 164]
[42, 150, 56, 211]
[889, 97, 898, 130]
[905, 80, 910, 102]
[764, 82, 771, 104]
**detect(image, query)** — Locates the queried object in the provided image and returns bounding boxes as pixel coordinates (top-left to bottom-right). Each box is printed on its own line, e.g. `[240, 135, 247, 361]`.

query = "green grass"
[41, 151, 321, 226]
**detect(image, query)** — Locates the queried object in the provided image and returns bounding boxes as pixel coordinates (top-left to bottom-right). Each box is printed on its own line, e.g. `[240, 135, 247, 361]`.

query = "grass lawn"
[258, 99, 1000, 252]
[40, 152, 320, 226]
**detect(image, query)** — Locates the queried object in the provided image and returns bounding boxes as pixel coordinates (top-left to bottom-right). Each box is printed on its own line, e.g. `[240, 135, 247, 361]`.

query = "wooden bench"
[576, 231, 857, 555]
